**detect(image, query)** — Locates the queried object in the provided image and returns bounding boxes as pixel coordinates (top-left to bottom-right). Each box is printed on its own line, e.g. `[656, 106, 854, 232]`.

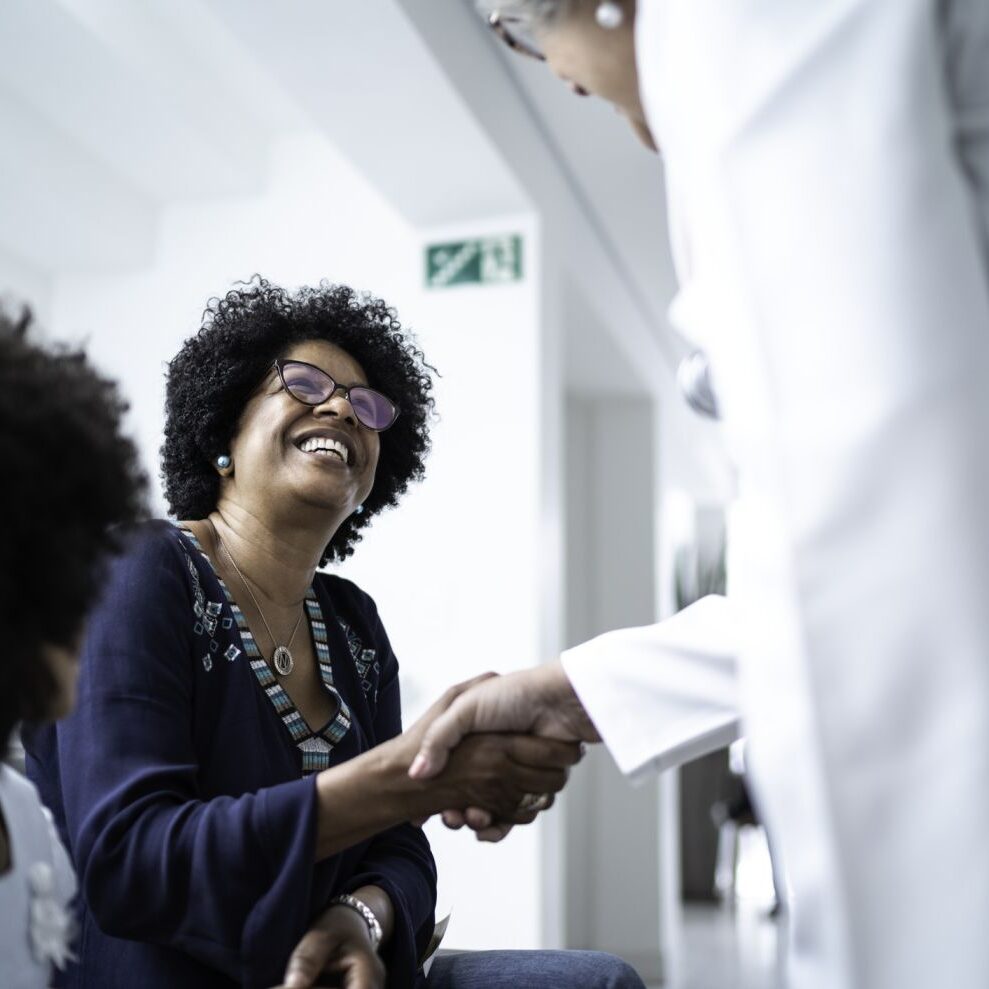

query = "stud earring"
[595, 1, 624, 29]
[216, 454, 231, 471]
[354, 504, 364, 516]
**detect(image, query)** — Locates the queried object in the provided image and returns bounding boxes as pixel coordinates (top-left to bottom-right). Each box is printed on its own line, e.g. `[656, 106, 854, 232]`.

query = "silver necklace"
[209, 520, 305, 676]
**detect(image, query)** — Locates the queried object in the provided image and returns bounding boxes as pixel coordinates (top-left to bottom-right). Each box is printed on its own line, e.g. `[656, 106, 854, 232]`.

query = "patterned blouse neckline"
[174, 523, 351, 775]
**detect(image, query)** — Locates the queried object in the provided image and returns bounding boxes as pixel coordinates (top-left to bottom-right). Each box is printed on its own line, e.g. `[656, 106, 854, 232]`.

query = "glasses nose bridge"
[313, 381, 358, 421]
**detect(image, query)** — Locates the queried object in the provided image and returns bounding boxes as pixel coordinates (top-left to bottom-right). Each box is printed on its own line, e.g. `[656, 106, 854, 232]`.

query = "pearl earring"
[595, 1, 624, 29]
[216, 454, 231, 470]
[354, 504, 364, 516]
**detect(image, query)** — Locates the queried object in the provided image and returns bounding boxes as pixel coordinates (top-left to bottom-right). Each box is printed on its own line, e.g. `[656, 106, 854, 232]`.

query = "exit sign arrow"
[425, 235, 523, 289]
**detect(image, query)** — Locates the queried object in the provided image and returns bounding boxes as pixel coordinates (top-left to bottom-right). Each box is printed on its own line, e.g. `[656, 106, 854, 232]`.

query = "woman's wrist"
[312, 736, 453, 860]
[327, 894, 383, 950]
[364, 734, 458, 819]
[358, 732, 463, 817]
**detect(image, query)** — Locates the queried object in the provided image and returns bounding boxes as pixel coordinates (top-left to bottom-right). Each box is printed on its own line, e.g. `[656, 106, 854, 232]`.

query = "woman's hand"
[439, 807, 519, 844]
[431, 733, 588, 844]
[278, 902, 385, 989]
[395, 675, 584, 823]
[310, 673, 583, 860]
[409, 662, 599, 780]
[399, 666, 591, 841]
[406, 734, 583, 842]
[426, 731, 580, 821]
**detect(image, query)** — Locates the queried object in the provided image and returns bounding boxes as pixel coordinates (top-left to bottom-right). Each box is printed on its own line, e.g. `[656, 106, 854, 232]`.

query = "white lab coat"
[562, 2, 989, 987]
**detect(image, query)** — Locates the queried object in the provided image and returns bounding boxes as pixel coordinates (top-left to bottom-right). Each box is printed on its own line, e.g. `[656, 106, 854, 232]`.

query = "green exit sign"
[425, 235, 523, 289]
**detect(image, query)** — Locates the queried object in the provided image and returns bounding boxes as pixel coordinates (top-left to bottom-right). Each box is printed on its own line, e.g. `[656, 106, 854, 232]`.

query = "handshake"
[398, 660, 602, 842]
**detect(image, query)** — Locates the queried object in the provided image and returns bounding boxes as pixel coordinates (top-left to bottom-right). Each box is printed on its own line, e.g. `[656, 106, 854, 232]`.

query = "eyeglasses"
[486, 11, 589, 96]
[272, 359, 400, 432]
[487, 10, 545, 60]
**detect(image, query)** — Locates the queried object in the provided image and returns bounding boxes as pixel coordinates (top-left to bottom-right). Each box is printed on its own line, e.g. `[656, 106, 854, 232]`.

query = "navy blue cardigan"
[24, 521, 436, 989]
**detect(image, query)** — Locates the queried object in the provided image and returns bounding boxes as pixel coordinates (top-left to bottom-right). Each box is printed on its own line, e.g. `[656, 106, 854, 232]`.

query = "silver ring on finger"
[517, 792, 551, 813]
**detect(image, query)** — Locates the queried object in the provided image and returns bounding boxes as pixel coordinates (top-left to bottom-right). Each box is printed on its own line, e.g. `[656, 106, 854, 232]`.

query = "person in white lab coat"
[409, 2, 989, 987]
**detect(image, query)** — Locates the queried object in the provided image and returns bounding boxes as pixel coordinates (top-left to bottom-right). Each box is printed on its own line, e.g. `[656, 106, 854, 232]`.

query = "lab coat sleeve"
[561, 595, 741, 782]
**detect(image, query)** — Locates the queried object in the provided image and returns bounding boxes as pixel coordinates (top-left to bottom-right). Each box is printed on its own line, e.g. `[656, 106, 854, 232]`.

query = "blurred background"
[0, 1, 782, 985]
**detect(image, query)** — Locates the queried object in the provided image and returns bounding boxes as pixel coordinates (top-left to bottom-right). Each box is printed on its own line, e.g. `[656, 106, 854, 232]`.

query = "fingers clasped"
[408, 662, 594, 783]
[422, 731, 583, 842]
[445, 733, 578, 816]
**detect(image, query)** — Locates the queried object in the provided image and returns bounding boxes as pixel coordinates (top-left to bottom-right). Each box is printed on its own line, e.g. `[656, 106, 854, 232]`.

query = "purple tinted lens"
[282, 363, 333, 404]
[349, 387, 398, 430]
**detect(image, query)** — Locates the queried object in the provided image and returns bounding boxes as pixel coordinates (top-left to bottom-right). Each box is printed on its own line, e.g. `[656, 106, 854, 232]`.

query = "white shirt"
[0, 765, 77, 989]
[563, 1, 989, 987]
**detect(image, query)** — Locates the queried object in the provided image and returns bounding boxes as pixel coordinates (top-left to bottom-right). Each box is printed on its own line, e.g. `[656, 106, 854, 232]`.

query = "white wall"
[50, 132, 556, 952]
[563, 394, 664, 981]
[0, 247, 51, 327]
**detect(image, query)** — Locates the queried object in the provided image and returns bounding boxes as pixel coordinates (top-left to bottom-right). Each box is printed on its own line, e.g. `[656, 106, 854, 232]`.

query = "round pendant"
[273, 646, 294, 676]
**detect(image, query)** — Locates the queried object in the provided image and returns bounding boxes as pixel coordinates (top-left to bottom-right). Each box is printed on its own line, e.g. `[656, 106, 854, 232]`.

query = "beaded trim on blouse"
[175, 524, 352, 775]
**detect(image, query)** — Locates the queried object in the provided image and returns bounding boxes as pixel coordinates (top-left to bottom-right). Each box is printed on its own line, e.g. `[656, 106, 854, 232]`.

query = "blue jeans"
[426, 949, 646, 989]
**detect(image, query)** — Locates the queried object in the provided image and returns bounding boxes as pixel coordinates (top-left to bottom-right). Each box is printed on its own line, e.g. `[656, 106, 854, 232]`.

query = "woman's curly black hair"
[161, 277, 435, 564]
[0, 306, 146, 752]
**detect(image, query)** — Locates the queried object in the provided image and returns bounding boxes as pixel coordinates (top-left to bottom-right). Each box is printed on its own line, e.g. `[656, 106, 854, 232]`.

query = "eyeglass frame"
[486, 11, 589, 96]
[271, 358, 401, 432]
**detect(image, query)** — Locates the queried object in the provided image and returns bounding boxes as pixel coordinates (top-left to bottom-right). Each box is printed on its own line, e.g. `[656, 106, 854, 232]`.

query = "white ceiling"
[202, 0, 530, 228]
[0, 0, 535, 276]
[0, 0, 681, 378]
[0, 0, 302, 272]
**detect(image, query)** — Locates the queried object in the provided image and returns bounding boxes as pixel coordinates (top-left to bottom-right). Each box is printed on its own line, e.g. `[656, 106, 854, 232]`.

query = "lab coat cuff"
[561, 596, 742, 782]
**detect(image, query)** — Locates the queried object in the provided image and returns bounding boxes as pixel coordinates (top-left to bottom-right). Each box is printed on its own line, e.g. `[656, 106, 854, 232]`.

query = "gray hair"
[476, 0, 579, 28]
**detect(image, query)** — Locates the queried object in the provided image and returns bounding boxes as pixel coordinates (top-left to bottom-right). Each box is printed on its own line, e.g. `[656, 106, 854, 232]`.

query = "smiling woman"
[162, 275, 434, 564]
[22, 276, 596, 989]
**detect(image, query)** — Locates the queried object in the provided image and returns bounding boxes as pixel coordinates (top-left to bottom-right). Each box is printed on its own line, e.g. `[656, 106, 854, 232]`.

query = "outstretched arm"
[411, 597, 740, 840]
[411, 596, 739, 785]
